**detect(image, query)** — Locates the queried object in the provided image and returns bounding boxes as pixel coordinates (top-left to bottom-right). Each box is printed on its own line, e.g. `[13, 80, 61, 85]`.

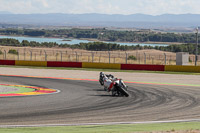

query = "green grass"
[0, 86, 34, 94]
[0, 122, 200, 133]
[1, 65, 200, 75]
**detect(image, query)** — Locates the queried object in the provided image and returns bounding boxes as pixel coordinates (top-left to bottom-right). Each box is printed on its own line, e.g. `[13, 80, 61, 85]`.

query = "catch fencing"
[0, 48, 200, 66]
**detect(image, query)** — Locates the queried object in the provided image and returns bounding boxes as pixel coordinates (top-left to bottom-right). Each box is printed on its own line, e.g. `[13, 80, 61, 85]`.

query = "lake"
[0, 35, 168, 47]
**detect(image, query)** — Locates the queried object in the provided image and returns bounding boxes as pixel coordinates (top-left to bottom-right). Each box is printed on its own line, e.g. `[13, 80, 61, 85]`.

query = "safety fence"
[1, 47, 200, 66]
[1, 60, 200, 73]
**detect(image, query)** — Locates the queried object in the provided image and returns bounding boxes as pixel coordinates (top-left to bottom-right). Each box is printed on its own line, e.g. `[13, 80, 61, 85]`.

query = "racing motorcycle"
[99, 72, 129, 97]
[112, 78, 129, 97]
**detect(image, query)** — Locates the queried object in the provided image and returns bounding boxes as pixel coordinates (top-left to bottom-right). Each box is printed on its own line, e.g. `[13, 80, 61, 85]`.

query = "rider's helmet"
[100, 72, 104, 75]
[100, 72, 104, 77]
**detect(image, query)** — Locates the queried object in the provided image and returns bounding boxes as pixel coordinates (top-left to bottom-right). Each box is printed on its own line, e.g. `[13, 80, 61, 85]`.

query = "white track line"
[1, 119, 200, 128]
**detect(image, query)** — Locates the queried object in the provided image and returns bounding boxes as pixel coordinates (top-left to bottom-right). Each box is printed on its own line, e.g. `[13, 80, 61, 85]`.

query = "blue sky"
[1, 0, 200, 15]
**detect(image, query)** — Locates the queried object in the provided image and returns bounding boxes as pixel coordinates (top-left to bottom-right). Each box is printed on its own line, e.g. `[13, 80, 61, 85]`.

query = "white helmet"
[100, 72, 104, 75]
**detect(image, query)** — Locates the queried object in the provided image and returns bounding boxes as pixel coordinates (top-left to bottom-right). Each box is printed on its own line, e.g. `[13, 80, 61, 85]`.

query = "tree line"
[0, 28, 199, 43]
[0, 38, 199, 55]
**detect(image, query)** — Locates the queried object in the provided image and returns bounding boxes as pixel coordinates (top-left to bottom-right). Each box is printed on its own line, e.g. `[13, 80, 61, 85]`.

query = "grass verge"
[1, 65, 200, 75]
[0, 122, 200, 133]
[0, 86, 34, 94]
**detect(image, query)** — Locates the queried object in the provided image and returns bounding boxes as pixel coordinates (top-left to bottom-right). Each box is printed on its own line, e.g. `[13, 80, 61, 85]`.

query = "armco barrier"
[121, 64, 165, 71]
[82, 62, 121, 69]
[0, 60, 15, 65]
[165, 65, 200, 73]
[15, 61, 47, 67]
[47, 61, 82, 68]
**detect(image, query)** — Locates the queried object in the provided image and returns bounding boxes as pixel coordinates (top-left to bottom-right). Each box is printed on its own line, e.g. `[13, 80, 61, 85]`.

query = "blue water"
[0, 35, 168, 47]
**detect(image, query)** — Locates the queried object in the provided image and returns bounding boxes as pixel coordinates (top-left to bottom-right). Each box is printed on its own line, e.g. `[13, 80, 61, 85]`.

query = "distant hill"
[0, 11, 12, 14]
[0, 13, 199, 28]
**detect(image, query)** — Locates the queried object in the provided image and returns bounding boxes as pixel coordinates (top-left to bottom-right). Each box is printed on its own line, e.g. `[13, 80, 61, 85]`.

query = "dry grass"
[143, 130, 200, 133]
[0, 46, 199, 65]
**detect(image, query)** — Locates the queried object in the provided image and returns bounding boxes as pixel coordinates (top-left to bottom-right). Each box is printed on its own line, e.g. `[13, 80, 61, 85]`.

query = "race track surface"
[0, 75, 200, 125]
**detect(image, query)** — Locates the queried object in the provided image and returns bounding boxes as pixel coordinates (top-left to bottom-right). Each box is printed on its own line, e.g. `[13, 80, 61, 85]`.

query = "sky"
[0, 0, 200, 15]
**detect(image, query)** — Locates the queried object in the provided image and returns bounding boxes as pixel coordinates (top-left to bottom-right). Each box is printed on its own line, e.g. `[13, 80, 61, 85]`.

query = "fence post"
[194, 56, 195, 65]
[152, 57, 154, 64]
[24, 49, 26, 60]
[139, 53, 140, 64]
[164, 53, 167, 65]
[125, 52, 128, 64]
[144, 52, 146, 64]
[92, 52, 94, 62]
[80, 52, 82, 62]
[99, 53, 101, 63]
[60, 51, 62, 61]
[108, 51, 111, 64]
[136, 51, 138, 59]
[35, 53, 36, 61]
[75, 52, 78, 62]
[55, 53, 57, 61]
[68, 55, 70, 61]
[30, 50, 32, 61]
[17, 50, 19, 60]
[44, 50, 47, 61]
[4, 50, 6, 60]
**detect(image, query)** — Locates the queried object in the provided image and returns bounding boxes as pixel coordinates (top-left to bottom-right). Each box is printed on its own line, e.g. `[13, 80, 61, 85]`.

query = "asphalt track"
[0, 75, 200, 126]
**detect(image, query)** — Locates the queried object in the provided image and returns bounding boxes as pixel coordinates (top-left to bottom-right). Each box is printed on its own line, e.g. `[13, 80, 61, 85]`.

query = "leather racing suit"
[103, 74, 117, 92]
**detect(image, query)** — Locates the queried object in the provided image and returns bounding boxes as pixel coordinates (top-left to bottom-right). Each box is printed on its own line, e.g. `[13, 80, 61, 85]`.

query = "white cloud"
[0, 0, 200, 15]
[37, 0, 49, 8]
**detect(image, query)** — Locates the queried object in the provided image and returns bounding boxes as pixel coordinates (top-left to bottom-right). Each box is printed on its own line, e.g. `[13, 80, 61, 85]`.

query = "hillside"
[0, 13, 199, 29]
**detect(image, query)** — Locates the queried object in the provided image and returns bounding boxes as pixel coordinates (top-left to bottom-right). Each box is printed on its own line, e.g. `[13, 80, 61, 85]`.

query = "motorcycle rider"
[100, 72, 118, 92]
[99, 72, 129, 97]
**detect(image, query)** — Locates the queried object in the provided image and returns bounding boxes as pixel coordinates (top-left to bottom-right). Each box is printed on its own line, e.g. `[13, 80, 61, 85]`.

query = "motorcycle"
[112, 78, 129, 97]
[99, 72, 129, 97]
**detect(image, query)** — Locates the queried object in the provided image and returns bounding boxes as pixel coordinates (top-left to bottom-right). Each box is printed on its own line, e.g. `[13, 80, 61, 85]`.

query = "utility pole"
[195, 27, 199, 66]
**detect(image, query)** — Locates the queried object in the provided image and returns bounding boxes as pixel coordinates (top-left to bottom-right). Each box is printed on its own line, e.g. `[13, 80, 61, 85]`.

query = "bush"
[128, 55, 137, 60]
[8, 49, 18, 55]
[189, 57, 192, 62]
